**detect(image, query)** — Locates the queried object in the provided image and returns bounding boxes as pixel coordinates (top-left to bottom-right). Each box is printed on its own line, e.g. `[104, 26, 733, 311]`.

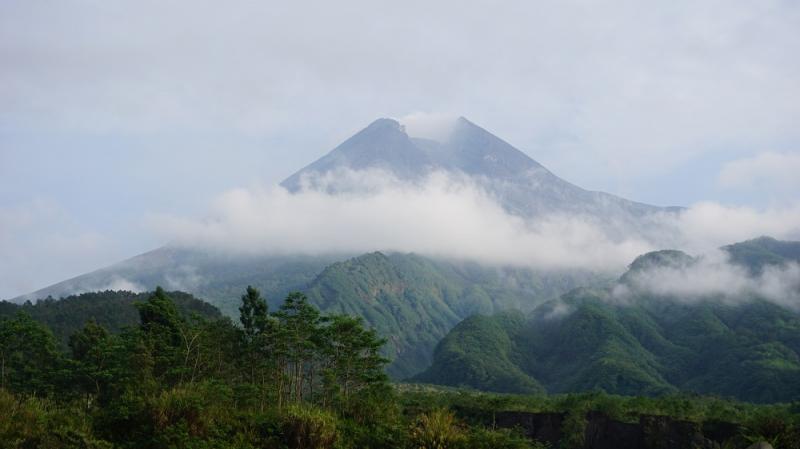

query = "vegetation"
[0, 287, 543, 448]
[2, 286, 800, 447]
[304, 252, 603, 378]
[21, 250, 604, 379]
[399, 386, 800, 449]
[417, 292, 800, 403]
[416, 238, 800, 404]
[0, 289, 220, 348]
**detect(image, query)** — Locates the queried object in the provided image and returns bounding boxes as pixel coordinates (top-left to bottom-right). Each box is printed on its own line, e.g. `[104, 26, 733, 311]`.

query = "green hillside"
[303, 252, 602, 378]
[723, 236, 800, 273]
[0, 290, 221, 346]
[20, 249, 603, 379]
[417, 238, 800, 403]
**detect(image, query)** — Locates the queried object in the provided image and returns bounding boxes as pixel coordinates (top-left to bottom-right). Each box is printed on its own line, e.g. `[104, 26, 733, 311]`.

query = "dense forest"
[417, 244, 800, 403]
[2, 287, 800, 448]
[0, 290, 221, 346]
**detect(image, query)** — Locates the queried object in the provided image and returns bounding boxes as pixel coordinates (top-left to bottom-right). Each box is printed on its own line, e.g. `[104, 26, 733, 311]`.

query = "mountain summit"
[281, 116, 546, 189]
[282, 116, 677, 228]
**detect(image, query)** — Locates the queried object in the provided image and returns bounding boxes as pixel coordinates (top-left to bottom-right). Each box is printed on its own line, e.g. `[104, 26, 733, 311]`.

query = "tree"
[0, 312, 62, 396]
[237, 286, 275, 409]
[133, 286, 183, 387]
[321, 315, 388, 405]
[239, 285, 269, 342]
[274, 292, 322, 404]
[69, 320, 114, 406]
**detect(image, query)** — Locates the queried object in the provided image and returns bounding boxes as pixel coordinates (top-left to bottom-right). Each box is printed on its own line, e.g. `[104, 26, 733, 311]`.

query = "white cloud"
[148, 170, 800, 280]
[717, 151, 800, 193]
[2, 0, 798, 184]
[614, 250, 800, 309]
[91, 276, 146, 294]
[398, 112, 459, 142]
[656, 201, 800, 253]
[148, 170, 653, 272]
[0, 199, 125, 299]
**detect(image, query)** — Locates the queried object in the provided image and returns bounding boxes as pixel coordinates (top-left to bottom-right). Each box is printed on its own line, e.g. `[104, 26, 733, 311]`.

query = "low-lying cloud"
[150, 170, 653, 271]
[615, 250, 800, 309]
[149, 169, 800, 286]
[399, 112, 459, 142]
[717, 151, 800, 194]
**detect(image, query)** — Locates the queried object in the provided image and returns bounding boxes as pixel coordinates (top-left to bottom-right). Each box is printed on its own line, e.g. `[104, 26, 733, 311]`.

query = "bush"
[283, 405, 338, 449]
[0, 389, 112, 449]
[409, 408, 466, 449]
[466, 426, 547, 449]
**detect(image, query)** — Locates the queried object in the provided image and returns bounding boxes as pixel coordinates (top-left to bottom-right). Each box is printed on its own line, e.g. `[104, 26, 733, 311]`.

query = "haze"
[2, 0, 799, 298]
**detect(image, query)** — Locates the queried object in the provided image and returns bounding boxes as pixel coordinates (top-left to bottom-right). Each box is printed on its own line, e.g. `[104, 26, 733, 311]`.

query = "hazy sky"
[1, 0, 799, 298]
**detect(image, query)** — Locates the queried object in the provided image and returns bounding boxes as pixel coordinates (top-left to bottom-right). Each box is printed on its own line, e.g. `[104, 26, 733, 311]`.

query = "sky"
[1, 0, 799, 299]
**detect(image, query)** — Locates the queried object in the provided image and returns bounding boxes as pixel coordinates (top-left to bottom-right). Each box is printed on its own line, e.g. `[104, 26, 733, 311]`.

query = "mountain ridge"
[415, 237, 800, 402]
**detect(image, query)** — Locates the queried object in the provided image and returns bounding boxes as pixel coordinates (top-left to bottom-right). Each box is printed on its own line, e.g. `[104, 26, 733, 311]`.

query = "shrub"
[409, 408, 467, 449]
[466, 426, 547, 449]
[283, 405, 338, 449]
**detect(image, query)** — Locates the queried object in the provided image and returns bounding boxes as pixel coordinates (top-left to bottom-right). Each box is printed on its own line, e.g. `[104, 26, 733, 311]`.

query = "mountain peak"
[280, 116, 671, 223]
[280, 117, 428, 191]
[365, 117, 403, 131]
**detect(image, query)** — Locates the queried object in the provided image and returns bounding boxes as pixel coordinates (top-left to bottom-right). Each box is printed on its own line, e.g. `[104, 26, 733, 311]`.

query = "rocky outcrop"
[490, 410, 740, 449]
[745, 443, 774, 449]
[494, 411, 565, 446]
[584, 411, 641, 449]
[639, 415, 715, 449]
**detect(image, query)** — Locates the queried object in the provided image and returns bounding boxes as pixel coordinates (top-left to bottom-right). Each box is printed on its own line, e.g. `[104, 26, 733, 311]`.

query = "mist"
[614, 249, 800, 309]
[149, 169, 800, 303]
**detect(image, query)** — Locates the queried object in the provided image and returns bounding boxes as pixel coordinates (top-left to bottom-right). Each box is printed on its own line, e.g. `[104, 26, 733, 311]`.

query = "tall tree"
[321, 314, 388, 404]
[237, 286, 276, 409]
[239, 285, 269, 342]
[274, 292, 322, 404]
[69, 319, 114, 407]
[0, 312, 62, 396]
[134, 286, 183, 387]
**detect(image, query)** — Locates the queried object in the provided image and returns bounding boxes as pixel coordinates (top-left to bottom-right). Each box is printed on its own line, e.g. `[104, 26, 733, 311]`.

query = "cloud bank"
[149, 170, 800, 283]
[615, 250, 800, 309]
[718, 151, 800, 195]
[150, 170, 653, 271]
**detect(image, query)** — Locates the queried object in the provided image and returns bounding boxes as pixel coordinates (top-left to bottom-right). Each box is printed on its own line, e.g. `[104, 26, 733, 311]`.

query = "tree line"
[1, 286, 387, 410]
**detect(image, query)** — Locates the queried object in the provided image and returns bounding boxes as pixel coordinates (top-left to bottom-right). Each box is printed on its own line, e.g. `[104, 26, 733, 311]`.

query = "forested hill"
[416, 238, 800, 403]
[723, 235, 800, 273]
[0, 289, 221, 346]
[303, 251, 601, 378]
[15, 249, 602, 378]
[4, 286, 797, 448]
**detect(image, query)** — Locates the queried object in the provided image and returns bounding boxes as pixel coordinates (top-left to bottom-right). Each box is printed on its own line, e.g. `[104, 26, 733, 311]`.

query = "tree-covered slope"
[0, 289, 221, 346]
[417, 240, 800, 403]
[15, 249, 603, 378]
[304, 252, 602, 378]
[14, 247, 342, 317]
[723, 236, 800, 273]
[414, 310, 543, 394]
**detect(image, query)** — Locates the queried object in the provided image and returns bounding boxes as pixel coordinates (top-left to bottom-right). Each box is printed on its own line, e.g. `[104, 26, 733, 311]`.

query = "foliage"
[3, 282, 800, 448]
[303, 252, 602, 378]
[418, 250, 800, 403]
[282, 405, 338, 449]
[409, 408, 466, 449]
[0, 313, 62, 396]
[0, 289, 220, 349]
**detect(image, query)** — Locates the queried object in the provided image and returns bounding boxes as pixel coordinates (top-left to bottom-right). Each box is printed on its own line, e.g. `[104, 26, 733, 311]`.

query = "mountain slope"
[14, 247, 343, 317]
[723, 236, 800, 274]
[0, 290, 221, 347]
[282, 117, 676, 226]
[304, 252, 601, 378]
[15, 249, 603, 377]
[416, 239, 800, 402]
[14, 116, 673, 377]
